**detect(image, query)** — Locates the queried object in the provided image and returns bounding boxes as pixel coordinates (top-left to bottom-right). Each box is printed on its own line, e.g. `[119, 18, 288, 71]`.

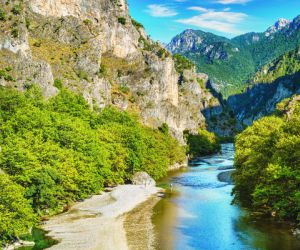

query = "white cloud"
[223, 7, 231, 11]
[176, 9, 248, 35]
[216, 0, 252, 4]
[146, 4, 178, 17]
[188, 6, 210, 12]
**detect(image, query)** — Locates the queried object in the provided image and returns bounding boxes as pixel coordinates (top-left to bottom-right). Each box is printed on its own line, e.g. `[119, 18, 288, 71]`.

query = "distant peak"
[182, 29, 196, 35]
[275, 18, 290, 28]
[265, 18, 290, 36]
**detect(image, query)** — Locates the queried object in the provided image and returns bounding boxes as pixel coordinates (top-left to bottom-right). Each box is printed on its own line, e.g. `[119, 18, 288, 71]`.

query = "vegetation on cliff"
[0, 85, 186, 245]
[233, 96, 300, 223]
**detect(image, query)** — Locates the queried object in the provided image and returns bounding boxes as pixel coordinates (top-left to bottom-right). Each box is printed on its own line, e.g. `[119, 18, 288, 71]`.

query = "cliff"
[227, 47, 300, 126]
[0, 0, 220, 141]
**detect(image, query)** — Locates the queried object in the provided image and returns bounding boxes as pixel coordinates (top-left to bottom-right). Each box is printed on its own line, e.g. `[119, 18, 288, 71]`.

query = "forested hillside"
[0, 86, 186, 245]
[233, 96, 300, 223]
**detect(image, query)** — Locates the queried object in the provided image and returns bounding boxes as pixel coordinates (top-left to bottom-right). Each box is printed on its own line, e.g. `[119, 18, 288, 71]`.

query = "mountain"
[167, 16, 300, 98]
[167, 30, 255, 97]
[0, 0, 223, 141]
[227, 46, 300, 126]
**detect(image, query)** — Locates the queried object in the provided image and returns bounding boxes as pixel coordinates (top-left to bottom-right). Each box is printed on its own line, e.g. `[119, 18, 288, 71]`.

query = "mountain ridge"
[166, 14, 300, 97]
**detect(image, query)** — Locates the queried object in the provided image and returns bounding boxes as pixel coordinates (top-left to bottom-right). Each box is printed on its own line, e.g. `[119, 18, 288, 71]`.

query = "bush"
[173, 54, 195, 74]
[131, 19, 144, 29]
[0, 8, 6, 21]
[54, 79, 63, 89]
[11, 5, 22, 15]
[11, 28, 19, 38]
[118, 17, 126, 25]
[185, 129, 220, 157]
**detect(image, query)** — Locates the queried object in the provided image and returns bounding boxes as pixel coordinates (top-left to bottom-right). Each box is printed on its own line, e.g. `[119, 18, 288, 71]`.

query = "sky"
[127, 0, 300, 43]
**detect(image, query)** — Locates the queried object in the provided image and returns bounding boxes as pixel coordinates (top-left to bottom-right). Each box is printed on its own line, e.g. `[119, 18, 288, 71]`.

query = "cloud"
[216, 0, 252, 4]
[146, 4, 178, 17]
[176, 8, 248, 35]
[188, 6, 210, 12]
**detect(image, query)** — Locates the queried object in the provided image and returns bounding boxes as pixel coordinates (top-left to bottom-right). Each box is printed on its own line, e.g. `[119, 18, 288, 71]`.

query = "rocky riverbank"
[43, 185, 162, 250]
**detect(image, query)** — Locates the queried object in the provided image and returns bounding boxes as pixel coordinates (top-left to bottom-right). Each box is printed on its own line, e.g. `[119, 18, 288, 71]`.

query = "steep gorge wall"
[0, 0, 221, 141]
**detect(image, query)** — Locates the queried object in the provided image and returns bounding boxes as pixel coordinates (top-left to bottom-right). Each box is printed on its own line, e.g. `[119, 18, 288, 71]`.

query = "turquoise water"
[153, 144, 300, 250]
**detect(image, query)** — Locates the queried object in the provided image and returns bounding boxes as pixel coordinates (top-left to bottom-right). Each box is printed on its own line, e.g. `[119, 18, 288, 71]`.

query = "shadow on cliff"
[226, 71, 300, 126]
[201, 72, 300, 136]
[202, 81, 238, 137]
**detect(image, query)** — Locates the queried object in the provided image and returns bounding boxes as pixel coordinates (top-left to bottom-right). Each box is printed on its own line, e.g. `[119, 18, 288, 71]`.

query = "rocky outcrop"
[0, 0, 219, 141]
[131, 172, 156, 187]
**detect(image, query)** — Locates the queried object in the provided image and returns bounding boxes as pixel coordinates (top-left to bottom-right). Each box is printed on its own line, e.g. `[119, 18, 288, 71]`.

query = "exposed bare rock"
[132, 172, 156, 187]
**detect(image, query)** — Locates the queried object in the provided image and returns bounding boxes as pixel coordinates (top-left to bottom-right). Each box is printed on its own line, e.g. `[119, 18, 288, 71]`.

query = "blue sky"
[127, 0, 300, 43]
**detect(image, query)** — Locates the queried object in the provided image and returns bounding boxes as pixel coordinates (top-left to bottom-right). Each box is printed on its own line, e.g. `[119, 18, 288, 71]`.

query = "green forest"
[0, 86, 188, 245]
[233, 96, 300, 223]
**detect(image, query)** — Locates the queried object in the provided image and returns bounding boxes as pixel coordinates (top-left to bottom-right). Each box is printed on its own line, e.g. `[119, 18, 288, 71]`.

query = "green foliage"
[19, 227, 58, 250]
[11, 4, 22, 15]
[185, 129, 220, 157]
[76, 70, 89, 81]
[233, 97, 300, 223]
[156, 48, 170, 59]
[138, 36, 154, 51]
[0, 174, 36, 245]
[0, 86, 185, 244]
[0, 8, 6, 21]
[158, 123, 169, 134]
[119, 85, 130, 94]
[131, 19, 144, 29]
[53, 79, 63, 89]
[11, 28, 19, 38]
[118, 17, 126, 25]
[0, 67, 15, 81]
[253, 47, 300, 84]
[83, 19, 92, 26]
[173, 54, 195, 74]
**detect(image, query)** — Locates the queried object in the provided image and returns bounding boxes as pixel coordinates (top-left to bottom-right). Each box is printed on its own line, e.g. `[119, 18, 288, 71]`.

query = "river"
[153, 143, 300, 250]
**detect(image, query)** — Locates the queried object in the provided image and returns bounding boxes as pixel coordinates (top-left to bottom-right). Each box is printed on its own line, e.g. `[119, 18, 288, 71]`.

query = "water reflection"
[153, 144, 300, 250]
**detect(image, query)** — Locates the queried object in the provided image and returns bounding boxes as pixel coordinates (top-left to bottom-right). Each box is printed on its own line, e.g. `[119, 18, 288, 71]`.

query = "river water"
[153, 144, 300, 250]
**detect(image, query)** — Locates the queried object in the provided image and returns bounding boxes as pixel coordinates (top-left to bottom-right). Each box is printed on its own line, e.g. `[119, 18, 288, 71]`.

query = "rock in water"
[132, 172, 156, 187]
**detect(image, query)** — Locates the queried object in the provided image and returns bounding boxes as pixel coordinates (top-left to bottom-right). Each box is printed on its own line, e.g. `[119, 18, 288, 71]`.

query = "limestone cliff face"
[0, 0, 219, 141]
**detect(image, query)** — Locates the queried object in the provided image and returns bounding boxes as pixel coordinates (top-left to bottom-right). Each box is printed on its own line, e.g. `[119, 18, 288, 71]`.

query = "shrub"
[54, 79, 63, 89]
[11, 28, 19, 38]
[118, 17, 126, 25]
[0, 8, 6, 21]
[11, 4, 22, 15]
[173, 54, 195, 74]
[131, 19, 144, 29]
[185, 129, 220, 157]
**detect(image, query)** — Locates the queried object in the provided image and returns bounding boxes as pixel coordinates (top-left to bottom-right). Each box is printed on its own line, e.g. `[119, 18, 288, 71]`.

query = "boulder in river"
[131, 172, 156, 187]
